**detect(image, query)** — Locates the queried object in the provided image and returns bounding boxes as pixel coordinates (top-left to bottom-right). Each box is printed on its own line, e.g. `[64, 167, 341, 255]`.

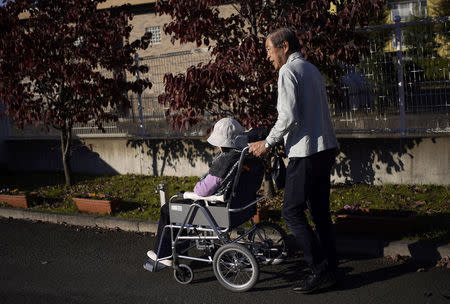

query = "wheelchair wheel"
[248, 222, 288, 265]
[213, 243, 259, 292]
[174, 264, 193, 285]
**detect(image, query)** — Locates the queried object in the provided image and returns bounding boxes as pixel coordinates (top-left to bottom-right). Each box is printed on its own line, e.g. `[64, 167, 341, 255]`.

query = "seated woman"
[145, 118, 246, 269]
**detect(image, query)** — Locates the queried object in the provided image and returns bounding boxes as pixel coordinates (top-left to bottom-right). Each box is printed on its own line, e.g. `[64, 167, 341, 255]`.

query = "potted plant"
[0, 188, 29, 208]
[73, 192, 121, 215]
[253, 201, 270, 223]
[334, 204, 417, 233]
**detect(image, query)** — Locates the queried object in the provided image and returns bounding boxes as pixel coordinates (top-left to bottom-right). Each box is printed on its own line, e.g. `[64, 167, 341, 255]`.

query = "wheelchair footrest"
[143, 259, 167, 273]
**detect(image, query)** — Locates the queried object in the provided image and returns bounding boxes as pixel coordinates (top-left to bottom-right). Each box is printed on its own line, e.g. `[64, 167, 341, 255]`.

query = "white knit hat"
[207, 118, 244, 148]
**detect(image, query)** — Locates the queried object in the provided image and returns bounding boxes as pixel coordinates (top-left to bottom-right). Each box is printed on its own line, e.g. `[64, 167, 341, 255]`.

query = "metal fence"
[10, 48, 212, 138]
[9, 16, 449, 138]
[332, 16, 449, 136]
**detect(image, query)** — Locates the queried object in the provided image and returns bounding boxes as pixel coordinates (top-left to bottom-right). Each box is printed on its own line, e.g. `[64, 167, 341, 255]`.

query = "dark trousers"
[282, 148, 337, 274]
[153, 199, 191, 259]
[154, 203, 172, 258]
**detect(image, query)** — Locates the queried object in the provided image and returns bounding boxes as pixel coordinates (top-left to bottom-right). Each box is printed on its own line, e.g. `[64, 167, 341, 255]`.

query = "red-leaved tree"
[0, 0, 152, 185]
[156, 0, 385, 196]
[156, 0, 386, 131]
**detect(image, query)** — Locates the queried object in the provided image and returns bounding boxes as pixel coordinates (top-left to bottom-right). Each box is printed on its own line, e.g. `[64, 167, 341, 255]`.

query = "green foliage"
[0, 172, 448, 240]
[265, 183, 449, 242]
[329, 184, 449, 215]
[430, 0, 450, 17]
[264, 183, 449, 215]
[0, 172, 198, 220]
[401, 18, 449, 85]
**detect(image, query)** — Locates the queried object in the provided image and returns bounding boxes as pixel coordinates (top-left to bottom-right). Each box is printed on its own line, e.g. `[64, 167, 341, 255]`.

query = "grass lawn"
[1, 172, 449, 243]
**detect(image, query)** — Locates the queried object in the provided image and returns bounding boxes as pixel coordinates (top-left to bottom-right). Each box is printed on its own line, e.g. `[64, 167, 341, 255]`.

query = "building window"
[145, 26, 161, 44]
[390, 0, 427, 22]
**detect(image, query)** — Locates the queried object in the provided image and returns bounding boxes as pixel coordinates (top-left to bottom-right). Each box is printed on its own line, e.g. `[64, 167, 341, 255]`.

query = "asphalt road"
[1, 217, 449, 304]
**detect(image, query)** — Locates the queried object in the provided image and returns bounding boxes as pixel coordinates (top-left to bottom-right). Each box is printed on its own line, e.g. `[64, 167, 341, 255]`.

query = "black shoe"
[292, 272, 337, 294]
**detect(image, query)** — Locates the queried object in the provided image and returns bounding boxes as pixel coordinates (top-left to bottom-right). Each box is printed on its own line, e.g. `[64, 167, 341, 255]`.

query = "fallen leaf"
[413, 201, 425, 208]
[435, 257, 450, 268]
[416, 268, 426, 272]
[41, 261, 48, 265]
[390, 254, 410, 262]
[391, 254, 401, 262]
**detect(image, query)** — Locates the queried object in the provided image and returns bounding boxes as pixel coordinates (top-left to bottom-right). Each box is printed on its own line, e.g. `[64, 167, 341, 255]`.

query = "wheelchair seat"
[168, 146, 264, 229]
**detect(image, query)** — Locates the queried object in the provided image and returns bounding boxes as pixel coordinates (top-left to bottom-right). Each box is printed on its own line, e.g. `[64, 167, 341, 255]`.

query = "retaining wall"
[4, 136, 449, 185]
[0, 106, 9, 170]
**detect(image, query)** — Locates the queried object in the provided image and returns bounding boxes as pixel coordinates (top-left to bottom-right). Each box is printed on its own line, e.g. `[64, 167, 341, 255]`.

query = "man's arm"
[265, 67, 299, 146]
[249, 67, 299, 157]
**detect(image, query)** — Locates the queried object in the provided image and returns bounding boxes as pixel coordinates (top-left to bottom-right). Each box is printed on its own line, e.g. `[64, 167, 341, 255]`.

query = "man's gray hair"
[267, 28, 301, 51]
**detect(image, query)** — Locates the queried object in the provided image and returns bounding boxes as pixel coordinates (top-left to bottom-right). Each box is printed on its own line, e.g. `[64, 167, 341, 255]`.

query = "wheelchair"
[145, 146, 289, 292]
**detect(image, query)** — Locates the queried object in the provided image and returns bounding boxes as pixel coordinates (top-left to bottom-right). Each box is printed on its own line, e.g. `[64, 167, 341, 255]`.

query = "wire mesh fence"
[78, 48, 211, 138]
[9, 49, 212, 138]
[8, 16, 449, 138]
[332, 16, 449, 135]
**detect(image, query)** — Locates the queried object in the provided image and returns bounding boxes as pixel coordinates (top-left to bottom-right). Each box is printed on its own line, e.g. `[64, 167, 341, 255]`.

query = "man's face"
[265, 38, 288, 71]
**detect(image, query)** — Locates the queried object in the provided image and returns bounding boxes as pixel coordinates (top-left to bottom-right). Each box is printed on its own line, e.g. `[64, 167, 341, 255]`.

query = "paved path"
[1, 218, 449, 304]
[1, 207, 449, 261]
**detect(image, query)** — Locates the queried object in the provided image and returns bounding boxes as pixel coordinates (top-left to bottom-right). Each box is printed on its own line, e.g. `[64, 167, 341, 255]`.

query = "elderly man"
[249, 28, 339, 294]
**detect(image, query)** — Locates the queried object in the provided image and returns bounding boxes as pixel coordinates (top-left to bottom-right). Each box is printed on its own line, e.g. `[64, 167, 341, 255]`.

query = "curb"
[1, 207, 449, 261]
[0, 207, 158, 233]
[336, 236, 450, 261]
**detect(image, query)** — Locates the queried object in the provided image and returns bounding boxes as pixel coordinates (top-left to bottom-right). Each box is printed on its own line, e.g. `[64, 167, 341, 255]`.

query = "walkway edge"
[1, 207, 449, 261]
[0, 207, 158, 233]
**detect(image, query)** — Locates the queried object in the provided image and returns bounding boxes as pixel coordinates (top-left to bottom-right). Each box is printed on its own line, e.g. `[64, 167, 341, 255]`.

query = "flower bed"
[73, 193, 121, 215]
[0, 188, 29, 208]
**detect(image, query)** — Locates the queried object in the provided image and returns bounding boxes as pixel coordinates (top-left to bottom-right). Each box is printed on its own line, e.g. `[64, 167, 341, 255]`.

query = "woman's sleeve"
[194, 174, 223, 197]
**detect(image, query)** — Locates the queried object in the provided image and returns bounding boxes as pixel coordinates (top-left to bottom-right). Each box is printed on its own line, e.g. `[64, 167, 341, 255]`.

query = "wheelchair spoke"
[213, 243, 259, 292]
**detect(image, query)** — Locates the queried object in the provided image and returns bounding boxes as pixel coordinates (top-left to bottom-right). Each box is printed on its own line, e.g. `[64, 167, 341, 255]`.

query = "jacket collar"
[287, 52, 303, 64]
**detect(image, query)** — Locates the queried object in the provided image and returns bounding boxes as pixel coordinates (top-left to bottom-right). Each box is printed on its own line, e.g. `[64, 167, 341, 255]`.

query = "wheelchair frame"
[148, 146, 288, 292]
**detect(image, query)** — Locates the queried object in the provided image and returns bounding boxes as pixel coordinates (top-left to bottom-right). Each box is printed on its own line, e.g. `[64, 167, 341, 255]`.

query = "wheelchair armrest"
[228, 195, 264, 213]
[169, 192, 185, 202]
[182, 191, 225, 203]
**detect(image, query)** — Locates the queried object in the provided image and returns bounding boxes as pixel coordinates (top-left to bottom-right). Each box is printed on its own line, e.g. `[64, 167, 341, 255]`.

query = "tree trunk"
[60, 124, 73, 186]
[263, 156, 275, 199]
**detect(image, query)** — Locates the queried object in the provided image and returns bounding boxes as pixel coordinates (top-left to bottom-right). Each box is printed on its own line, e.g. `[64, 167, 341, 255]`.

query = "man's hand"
[248, 140, 268, 157]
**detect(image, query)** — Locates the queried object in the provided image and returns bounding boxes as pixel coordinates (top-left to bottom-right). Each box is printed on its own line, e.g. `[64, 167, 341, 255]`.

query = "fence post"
[134, 52, 145, 139]
[394, 16, 406, 137]
[135, 52, 146, 175]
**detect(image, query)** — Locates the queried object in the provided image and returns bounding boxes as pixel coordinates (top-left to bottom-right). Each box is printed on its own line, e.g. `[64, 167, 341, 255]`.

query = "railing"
[9, 16, 449, 138]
